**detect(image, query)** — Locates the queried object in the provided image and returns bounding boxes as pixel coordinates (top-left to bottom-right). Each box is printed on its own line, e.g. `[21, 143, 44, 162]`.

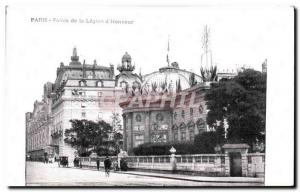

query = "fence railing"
[77, 153, 264, 177]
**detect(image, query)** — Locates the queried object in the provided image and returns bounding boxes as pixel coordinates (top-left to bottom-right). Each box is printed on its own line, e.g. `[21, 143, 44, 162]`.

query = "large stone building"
[119, 83, 209, 153]
[26, 48, 125, 161]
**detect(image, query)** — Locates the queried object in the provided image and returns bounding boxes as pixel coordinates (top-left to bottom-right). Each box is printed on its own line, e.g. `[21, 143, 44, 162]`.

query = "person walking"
[104, 156, 111, 177]
[96, 158, 100, 171]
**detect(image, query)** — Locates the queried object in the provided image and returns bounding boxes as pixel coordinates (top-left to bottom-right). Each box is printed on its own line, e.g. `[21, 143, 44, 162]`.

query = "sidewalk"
[71, 166, 264, 184]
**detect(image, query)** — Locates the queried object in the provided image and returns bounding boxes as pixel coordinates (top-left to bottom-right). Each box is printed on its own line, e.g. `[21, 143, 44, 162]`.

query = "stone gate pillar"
[222, 144, 250, 177]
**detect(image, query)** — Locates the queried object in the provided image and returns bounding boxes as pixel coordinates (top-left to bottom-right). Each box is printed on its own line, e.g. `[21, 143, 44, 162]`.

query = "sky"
[6, 5, 293, 111]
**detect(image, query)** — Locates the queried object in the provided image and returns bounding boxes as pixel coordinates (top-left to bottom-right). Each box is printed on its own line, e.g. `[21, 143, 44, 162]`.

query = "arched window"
[135, 114, 142, 122]
[172, 124, 178, 130]
[179, 122, 186, 130]
[173, 112, 177, 120]
[156, 113, 164, 122]
[187, 121, 195, 130]
[196, 118, 206, 133]
[119, 81, 128, 89]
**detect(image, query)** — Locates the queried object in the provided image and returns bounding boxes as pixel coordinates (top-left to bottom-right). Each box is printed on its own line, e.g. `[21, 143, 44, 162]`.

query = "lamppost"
[169, 146, 177, 173]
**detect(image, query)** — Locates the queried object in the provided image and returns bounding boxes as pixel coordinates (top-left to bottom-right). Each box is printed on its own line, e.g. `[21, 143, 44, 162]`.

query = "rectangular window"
[189, 130, 194, 141]
[134, 134, 144, 147]
[134, 125, 145, 131]
[190, 108, 193, 116]
[159, 125, 168, 130]
[181, 132, 186, 141]
[174, 133, 178, 141]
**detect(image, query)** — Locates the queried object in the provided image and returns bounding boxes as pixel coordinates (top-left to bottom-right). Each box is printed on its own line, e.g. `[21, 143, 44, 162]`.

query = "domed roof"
[122, 52, 132, 63]
[142, 66, 191, 93]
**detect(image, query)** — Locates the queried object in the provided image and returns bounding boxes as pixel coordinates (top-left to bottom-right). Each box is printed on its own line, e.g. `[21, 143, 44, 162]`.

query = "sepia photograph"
[2, 3, 295, 187]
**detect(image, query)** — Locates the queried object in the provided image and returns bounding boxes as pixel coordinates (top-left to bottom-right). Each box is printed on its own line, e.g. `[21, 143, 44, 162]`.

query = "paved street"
[26, 162, 263, 186]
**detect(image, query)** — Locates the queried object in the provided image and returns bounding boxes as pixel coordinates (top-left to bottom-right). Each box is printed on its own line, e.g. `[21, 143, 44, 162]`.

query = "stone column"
[144, 111, 151, 143]
[241, 149, 248, 177]
[170, 147, 177, 173]
[224, 151, 230, 176]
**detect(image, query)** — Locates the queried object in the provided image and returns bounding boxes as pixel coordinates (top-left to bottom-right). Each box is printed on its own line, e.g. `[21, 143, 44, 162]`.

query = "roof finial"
[71, 47, 79, 62]
[73, 47, 77, 56]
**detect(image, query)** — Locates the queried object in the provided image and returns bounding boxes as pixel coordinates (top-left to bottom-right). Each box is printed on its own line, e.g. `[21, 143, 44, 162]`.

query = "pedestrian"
[96, 158, 100, 171]
[104, 156, 111, 177]
[112, 159, 118, 172]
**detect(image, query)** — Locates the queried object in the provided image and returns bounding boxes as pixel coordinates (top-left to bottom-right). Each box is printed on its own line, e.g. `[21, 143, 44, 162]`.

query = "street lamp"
[169, 146, 176, 154]
[169, 146, 177, 173]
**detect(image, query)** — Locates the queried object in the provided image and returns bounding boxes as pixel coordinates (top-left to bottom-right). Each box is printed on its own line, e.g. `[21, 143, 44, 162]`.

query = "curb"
[69, 166, 264, 184]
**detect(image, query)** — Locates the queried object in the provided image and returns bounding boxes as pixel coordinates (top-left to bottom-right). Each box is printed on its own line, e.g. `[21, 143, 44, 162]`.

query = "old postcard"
[3, 3, 295, 187]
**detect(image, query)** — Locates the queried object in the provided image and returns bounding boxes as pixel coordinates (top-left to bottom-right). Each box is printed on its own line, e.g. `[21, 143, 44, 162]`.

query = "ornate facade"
[120, 84, 209, 153]
[26, 48, 124, 161]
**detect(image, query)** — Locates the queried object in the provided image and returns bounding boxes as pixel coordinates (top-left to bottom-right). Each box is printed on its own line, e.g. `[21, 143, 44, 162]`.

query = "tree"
[205, 69, 266, 149]
[110, 113, 123, 153]
[64, 119, 114, 156]
[194, 131, 223, 154]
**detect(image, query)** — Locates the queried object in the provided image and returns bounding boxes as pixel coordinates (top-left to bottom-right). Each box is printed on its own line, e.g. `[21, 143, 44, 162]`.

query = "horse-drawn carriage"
[58, 156, 69, 167]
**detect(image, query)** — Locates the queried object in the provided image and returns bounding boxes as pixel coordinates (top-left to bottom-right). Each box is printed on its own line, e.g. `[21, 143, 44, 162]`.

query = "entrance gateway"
[229, 152, 242, 176]
[222, 144, 250, 177]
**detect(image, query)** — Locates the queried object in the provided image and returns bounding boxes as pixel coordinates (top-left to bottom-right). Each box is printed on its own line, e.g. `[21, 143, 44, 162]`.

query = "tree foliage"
[111, 113, 123, 153]
[205, 69, 266, 148]
[65, 119, 116, 156]
[132, 141, 198, 155]
[194, 131, 223, 153]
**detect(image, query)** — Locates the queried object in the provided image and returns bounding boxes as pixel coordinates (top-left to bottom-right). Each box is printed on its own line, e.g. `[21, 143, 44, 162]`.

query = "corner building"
[120, 84, 209, 154]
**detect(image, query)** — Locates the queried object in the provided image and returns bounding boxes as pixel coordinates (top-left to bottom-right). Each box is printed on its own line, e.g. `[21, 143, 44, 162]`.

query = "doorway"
[229, 152, 242, 176]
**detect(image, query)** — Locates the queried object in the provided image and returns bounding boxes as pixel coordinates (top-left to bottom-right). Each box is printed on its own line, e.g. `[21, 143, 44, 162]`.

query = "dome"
[142, 66, 192, 93]
[122, 52, 132, 63]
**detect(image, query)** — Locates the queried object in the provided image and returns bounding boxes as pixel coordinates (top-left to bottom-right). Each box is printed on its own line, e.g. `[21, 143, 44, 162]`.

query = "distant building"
[26, 100, 52, 160]
[50, 48, 123, 161]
